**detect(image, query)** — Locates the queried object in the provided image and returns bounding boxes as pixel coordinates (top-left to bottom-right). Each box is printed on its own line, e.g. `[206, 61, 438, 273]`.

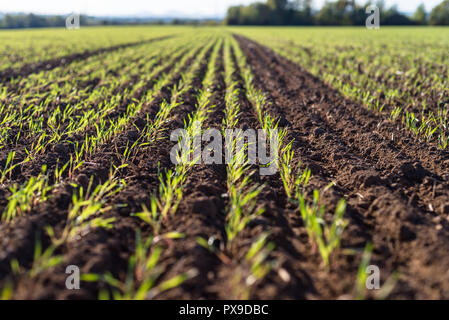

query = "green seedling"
[82, 231, 196, 300]
[297, 190, 347, 267]
[0, 151, 28, 184]
[2, 165, 52, 222]
[230, 233, 275, 300]
[47, 172, 124, 245]
[354, 242, 399, 300]
[133, 200, 163, 235]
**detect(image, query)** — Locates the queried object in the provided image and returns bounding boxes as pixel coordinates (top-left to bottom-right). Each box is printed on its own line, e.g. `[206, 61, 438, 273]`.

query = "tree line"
[0, 14, 119, 29]
[1, 1, 448, 29]
[0, 13, 222, 29]
[225, 0, 449, 25]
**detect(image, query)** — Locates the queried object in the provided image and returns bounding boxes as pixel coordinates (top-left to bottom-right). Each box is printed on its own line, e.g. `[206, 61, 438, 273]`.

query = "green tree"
[291, 0, 314, 25]
[225, 6, 243, 25]
[413, 4, 428, 25]
[429, 0, 449, 25]
[381, 4, 415, 25]
[241, 3, 272, 25]
[317, 0, 356, 25]
[223, 0, 422, 26]
[267, 0, 288, 11]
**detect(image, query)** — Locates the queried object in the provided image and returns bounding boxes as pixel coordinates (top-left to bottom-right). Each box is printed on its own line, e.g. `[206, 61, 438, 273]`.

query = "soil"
[1, 34, 449, 300]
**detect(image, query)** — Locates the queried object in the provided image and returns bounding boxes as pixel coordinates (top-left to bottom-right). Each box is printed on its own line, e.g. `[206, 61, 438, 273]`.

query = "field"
[0, 25, 448, 300]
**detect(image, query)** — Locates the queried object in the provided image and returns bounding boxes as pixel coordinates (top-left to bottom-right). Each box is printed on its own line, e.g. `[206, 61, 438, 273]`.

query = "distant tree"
[0, 13, 86, 29]
[45, 16, 65, 27]
[266, 0, 289, 24]
[301, 0, 313, 17]
[225, 5, 244, 25]
[375, 0, 387, 14]
[223, 0, 429, 26]
[267, 0, 288, 11]
[382, 5, 416, 25]
[290, 0, 315, 25]
[317, 0, 357, 25]
[290, 0, 313, 12]
[301, 0, 315, 24]
[252, 3, 273, 24]
[2, 14, 25, 28]
[413, 4, 428, 25]
[226, 0, 317, 25]
[316, 1, 339, 25]
[429, 0, 449, 25]
[241, 3, 273, 25]
[349, 1, 367, 25]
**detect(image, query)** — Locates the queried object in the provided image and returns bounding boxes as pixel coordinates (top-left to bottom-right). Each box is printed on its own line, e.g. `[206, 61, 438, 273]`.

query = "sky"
[0, 0, 443, 18]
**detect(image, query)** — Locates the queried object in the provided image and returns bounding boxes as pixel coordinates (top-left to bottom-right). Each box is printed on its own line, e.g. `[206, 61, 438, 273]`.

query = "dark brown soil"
[1, 34, 449, 300]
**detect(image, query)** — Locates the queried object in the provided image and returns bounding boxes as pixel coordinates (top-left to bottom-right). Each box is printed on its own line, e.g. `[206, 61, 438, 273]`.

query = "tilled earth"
[1, 34, 449, 300]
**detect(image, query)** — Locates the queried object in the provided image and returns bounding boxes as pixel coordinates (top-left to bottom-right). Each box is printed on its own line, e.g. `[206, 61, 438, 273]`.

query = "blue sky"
[0, 0, 442, 17]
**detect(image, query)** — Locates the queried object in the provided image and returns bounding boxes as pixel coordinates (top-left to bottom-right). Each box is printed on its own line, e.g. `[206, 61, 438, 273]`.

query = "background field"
[0, 26, 448, 300]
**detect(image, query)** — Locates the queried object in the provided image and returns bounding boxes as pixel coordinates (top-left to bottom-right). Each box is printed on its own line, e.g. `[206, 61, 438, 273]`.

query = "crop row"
[0, 30, 215, 218]
[0, 37, 189, 152]
[0, 33, 216, 193]
[0, 26, 186, 72]
[0, 31, 214, 219]
[0, 31, 221, 299]
[233, 27, 449, 150]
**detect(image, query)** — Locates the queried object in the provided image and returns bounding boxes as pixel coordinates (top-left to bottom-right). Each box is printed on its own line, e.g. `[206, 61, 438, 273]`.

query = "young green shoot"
[297, 190, 348, 267]
[82, 231, 196, 300]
